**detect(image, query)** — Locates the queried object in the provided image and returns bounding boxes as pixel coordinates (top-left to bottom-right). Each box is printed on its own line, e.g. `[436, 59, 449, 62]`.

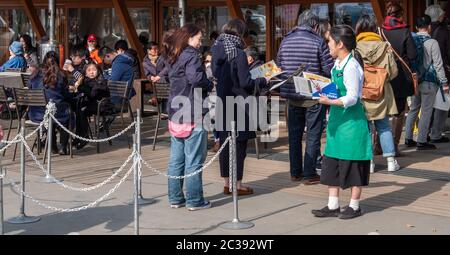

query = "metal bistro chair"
[12, 88, 47, 161]
[94, 80, 133, 153]
[12, 88, 73, 161]
[152, 82, 170, 151]
[21, 73, 31, 87]
[0, 85, 16, 156]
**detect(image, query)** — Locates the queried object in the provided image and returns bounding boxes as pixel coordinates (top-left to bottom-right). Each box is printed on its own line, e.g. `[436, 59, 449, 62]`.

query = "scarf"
[150, 55, 159, 66]
[382, 16, 408, 30]
[356, 32, 382, 42]
[214, 33, 244, 61]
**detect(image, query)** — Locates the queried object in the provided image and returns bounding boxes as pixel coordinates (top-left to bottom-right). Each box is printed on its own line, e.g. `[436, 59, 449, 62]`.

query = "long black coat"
[211, 41, 267, 141]
[382, 27, 418, 98]
[431, 21, 450, 80]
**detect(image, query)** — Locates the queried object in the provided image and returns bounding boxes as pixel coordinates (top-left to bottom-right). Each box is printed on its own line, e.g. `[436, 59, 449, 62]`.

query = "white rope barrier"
[20, 134, 135, 192]
[50, 114, 136, 144]
[138, 136, 231, 179]
[8, 159, 136, 213]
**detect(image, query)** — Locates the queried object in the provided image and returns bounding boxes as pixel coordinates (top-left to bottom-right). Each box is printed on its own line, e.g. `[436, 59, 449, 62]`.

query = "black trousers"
[51, 124, 69, 150]
[219, 138, 248, 181]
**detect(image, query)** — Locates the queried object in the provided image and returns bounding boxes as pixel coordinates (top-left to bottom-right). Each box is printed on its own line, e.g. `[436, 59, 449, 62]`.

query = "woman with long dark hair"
[28, 51, 72, 155]
[19, 34, 38, 66]
[166, 24, 213, 211]
[211, 18, 269, 196]
[313, 25, 371, 219]
[381, 1, 417, 155]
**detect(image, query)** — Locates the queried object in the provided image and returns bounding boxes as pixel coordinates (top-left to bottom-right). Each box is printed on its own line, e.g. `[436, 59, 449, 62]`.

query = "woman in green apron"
[312, 25, 372, 220]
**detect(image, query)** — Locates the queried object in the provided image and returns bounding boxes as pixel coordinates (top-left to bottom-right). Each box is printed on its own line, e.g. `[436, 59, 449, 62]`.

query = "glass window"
[242, 5, 266, 60]
[274, 3, 375, 57]
[38, 8, 66, 44]
[162, 5, 266, 59]
[334, 3, 375, 27]
[68, 8, 151, 52]
[129, 8, 152, 48]
[163, 6, 230, 52]
[0, 9, 32, 64]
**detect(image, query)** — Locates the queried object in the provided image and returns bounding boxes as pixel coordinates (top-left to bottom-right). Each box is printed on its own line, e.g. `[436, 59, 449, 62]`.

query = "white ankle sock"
[327, 196, 339, 210]
[349, 199, 360, 211]
[387, 157, 395, 162]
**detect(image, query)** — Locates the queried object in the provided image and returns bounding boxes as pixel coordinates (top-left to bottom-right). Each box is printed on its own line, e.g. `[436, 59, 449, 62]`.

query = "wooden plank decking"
[1, 116, 450, 219]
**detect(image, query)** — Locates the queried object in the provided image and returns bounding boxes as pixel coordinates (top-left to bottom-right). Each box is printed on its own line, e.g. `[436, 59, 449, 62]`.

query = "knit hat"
[9, 41, 24, 56]
[425, 4, 445, 22]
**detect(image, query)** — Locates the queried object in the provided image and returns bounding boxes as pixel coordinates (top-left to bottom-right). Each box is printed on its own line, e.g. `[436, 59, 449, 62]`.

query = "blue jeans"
[168, 126, 207, 207]
[371, 117, 395, 157]
[288, 104, 325, 178]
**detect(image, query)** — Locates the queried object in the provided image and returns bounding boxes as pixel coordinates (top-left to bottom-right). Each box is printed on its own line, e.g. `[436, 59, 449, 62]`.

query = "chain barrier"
[8, 159, 136, 213]
[19, 134, 135, 192]
[138, 136, 231, 179]
[228, 134, 233, 193]
[50, 114, 136, 144]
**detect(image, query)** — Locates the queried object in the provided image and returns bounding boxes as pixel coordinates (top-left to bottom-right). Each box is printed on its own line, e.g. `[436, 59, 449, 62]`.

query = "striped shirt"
[276, 26, 334, 103]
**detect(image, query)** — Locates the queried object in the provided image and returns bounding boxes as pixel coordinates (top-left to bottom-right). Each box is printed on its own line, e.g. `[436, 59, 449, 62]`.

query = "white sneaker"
[387, 158, 400, 172]
[370, 160, 375, 173]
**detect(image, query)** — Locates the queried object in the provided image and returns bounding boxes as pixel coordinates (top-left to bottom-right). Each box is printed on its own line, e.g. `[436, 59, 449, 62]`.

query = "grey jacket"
[418, 32, 448, 85]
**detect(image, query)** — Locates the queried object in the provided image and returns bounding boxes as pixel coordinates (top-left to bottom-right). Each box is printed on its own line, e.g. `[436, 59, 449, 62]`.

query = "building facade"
[0, 0, 447, 64]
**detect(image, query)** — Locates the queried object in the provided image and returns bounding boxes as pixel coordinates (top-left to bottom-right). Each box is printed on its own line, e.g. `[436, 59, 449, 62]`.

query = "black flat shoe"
[338, 206, 362, 220]
[312, 206, 340, 218]
[405, 139, 417, 147]
[416, 142, 437, 151]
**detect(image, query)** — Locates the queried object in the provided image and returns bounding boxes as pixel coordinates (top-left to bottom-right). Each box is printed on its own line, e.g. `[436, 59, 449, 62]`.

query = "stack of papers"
[294, 72, 338, 100]
[250, 60, 286, 80]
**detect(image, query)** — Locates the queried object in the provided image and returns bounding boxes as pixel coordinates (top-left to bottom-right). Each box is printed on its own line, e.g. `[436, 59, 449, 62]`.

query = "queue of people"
[1, 2, 449, 220]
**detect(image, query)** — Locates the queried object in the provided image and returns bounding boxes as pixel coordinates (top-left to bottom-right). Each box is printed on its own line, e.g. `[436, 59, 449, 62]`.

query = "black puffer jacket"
[382, 27, 418, 98]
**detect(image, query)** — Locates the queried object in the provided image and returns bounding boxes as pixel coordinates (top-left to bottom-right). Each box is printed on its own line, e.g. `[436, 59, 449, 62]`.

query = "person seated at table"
[0, 41, 27, 72]
[101, 48, 117, 80]
[143, 41, 163, 79]
[63, 45, 89, 86]
[86, 33, 103, 65]
[20, 34, 39, 67]
[110, 40, 139, 98]
[28, 51, 72, 155]
[72, 62, 114, 150]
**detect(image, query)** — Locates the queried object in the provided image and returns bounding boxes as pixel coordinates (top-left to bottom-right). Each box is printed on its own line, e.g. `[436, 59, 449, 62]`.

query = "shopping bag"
[433, 87, 450, 111]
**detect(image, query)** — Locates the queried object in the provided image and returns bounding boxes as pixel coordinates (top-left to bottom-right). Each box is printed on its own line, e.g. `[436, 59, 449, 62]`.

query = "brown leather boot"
[392, 110, 406, 157]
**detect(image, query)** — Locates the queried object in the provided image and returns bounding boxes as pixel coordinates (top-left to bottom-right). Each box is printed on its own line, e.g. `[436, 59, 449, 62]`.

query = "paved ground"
[1, 112, 450, 235]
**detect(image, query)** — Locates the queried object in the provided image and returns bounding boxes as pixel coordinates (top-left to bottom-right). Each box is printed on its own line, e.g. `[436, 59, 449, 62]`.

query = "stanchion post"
[7, 119, 40, 224]
[220, 121, 254, 230]
[133, 135, 139, 235]
[0, 167, 4, 235]
[128, 109, 155, 205]
[42, 111, 58, 183]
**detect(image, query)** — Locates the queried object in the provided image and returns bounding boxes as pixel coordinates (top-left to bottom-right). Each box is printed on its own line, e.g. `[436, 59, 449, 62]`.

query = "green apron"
[324, 55, 372, 161]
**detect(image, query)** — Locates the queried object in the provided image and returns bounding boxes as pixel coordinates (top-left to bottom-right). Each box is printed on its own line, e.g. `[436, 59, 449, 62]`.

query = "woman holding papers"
[211, 19, 269, 196]
[312, 25, 371, 220]
[355, 15, 400, 173]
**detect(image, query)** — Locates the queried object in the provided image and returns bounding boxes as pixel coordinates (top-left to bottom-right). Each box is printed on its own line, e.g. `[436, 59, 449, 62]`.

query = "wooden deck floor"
[1, 115, 450, 218]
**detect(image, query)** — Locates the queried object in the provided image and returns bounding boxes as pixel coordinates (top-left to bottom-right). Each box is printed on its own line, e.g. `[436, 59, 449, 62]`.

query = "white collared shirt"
[333, 53, 364, 108]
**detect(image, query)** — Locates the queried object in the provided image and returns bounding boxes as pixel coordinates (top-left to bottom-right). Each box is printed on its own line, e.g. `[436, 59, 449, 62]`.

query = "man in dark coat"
[110, 40, 137, 98]
[381, 2, 418, 155]
[276, 10, 334, 184]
